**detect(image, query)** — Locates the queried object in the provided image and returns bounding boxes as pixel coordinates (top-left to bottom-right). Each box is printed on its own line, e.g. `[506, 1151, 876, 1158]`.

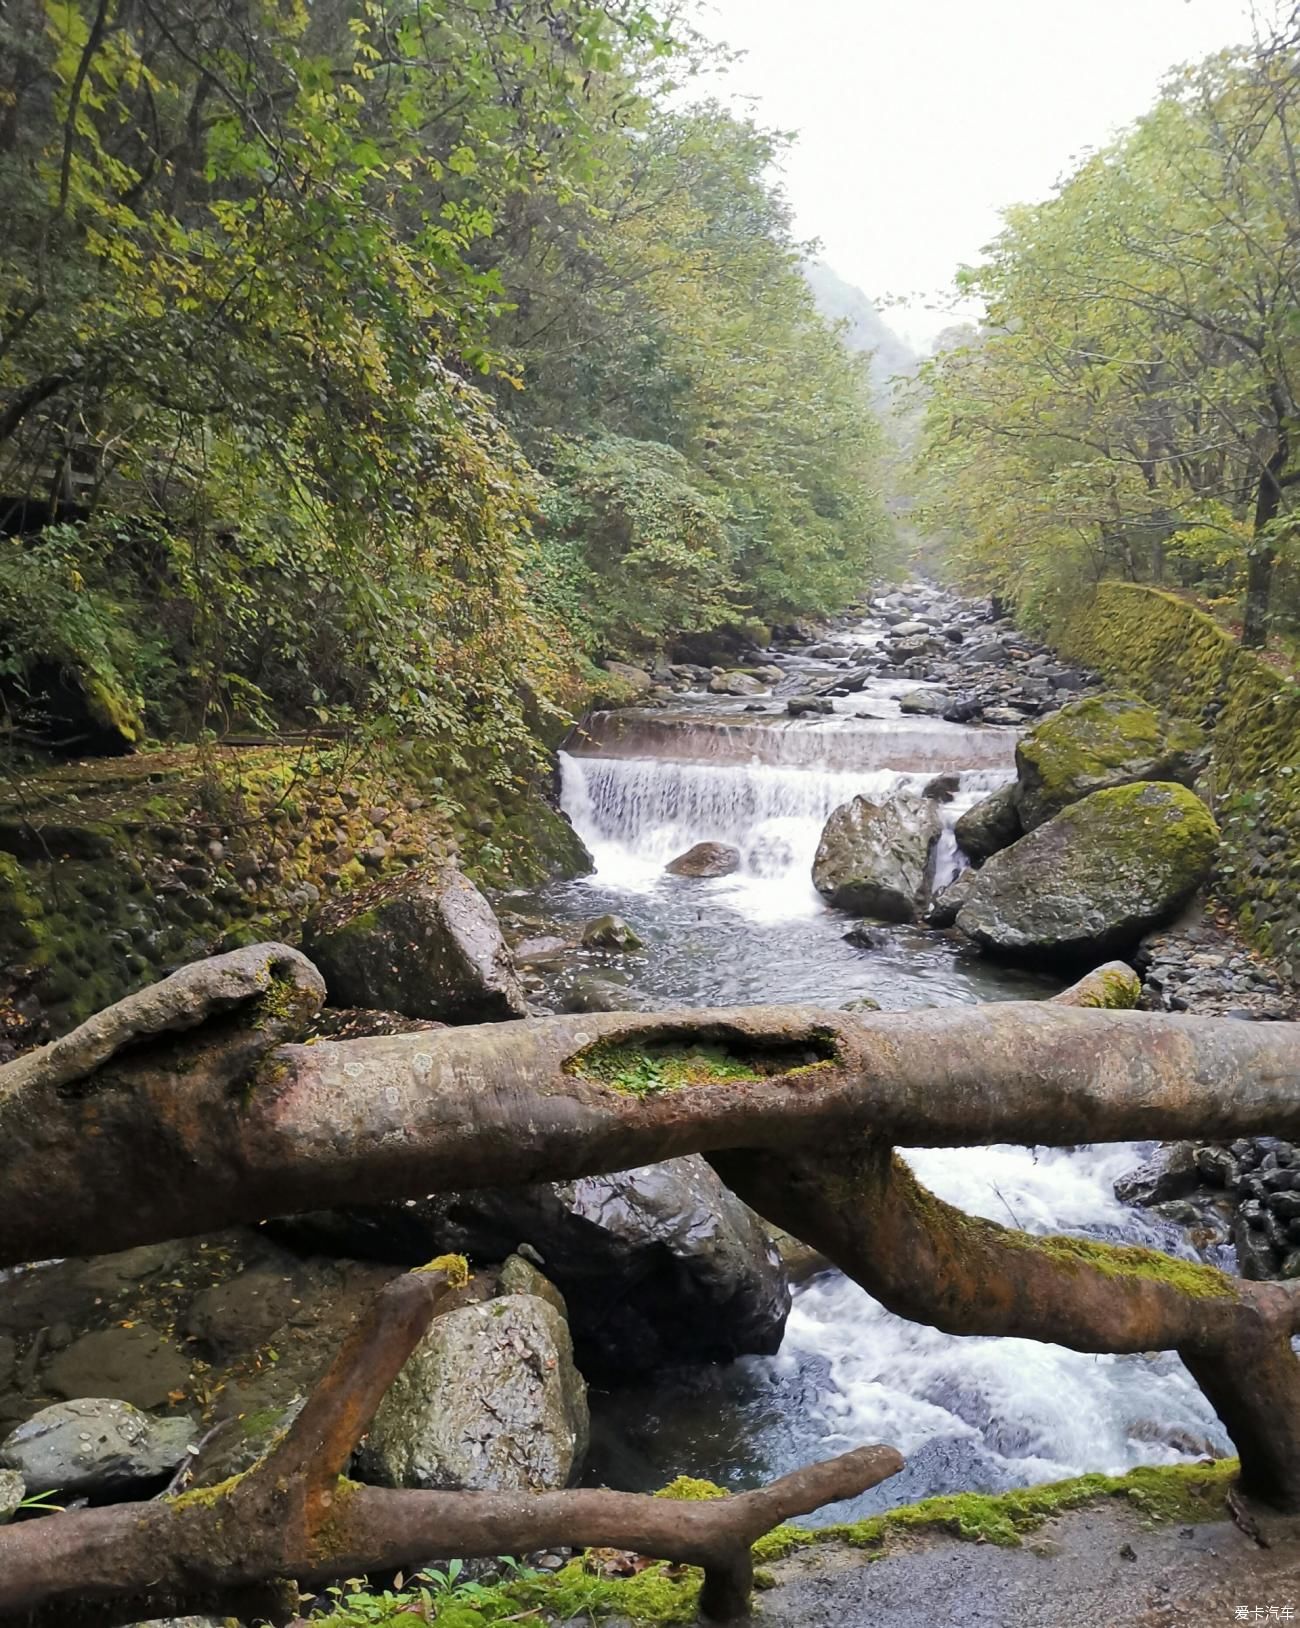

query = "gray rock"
[981, 705, 1032, 726]
[559, 973, 646, 1013]
[708, 669, 766, 696]
[813, 794, 941, 922]
[891, 619, 931, 638]
[599, 660, 653, 697]
[923, 773, 961, 803]
[924, 868, 977, 929]
[1015, 692, 1206, 831]
[0, 1467, 23, 1523]
[665, 842, 741, 878]
[43, 1324, 192, 1413]
[964, 639, 1009, 664]
[303, 864, 526, 1023]
[787, 695, 835, 716]
[839, 994, 882, 1012]
[957, 782, 1219, 959]
[268, 1155, 789, 1377]
[0, 1398, 196, 1498]
[1113, 1144, 1199, 1207]
[580, 913, 643, 950]
[898, 689, 950, 717]
[499, 1254, 568, 1319]
[1234, 1210, 1279, 1280]
[355, 1294, 588, 1493]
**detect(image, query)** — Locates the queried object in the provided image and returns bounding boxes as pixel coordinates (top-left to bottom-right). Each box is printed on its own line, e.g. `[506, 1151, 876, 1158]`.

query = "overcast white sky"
[696, 0, 1264, 348]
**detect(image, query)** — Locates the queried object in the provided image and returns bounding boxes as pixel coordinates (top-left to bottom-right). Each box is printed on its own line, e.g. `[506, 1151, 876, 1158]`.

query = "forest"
[5, 5, 1300, 1628]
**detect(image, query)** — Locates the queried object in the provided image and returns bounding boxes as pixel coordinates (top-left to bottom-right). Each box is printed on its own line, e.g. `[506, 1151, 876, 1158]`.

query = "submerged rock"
[924, 868, 977, 929]
[43, 1323, 191, 1413]
[303, 864, 526, 1023]
[812, 794, 941, 922]
[956, 781, 1219, 959]
[665, 842, 741, 878]
[0, 1398, 196, 1499]
[954, 783, 1022, 865]
[580, 913, 644, 950]
[355, 1294, 588, 1493]
[1015, 691, 1205, 831]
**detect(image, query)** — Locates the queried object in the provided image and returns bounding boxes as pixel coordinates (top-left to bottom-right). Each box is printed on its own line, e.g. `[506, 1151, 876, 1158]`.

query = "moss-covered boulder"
[956, 781, 1219, 960]
[302, 864, 527, 1023]
[354, 1294, 588, 1493]
[812, 794, 941, 921]
[1015, 691, 1205, 831]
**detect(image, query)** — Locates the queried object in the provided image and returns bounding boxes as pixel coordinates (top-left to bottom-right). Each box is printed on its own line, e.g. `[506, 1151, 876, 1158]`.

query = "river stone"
[1113, 1143, 1199, 1207]
[355, 1294, 588, 1493]
[954, 782, 1022, 864]
[266, 1155, 790, 1376]
[43, 1323, 192, 1412]
[708, 669, 766, 696]
[956, 781, 1219, 960]
[898, 688, 949, 716]
[924, 867, 977, 929]
[1015, 691, 1205, 830]
[0, 1467, 22, 1523]
[665, 841, 741, 878]
[599, 660, 653, 697]
[0, 1398, 196, 1498]
[812, 793, 941, 922]
[580, 913, 643, 950]
[302, 863, 526, 1023]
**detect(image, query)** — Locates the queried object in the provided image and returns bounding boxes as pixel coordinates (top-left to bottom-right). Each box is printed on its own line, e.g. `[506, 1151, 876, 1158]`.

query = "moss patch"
[752, 1459, 1238, 1563]
[1019, 1232, 1235, 1299]
[566, 1029, 838, 1098]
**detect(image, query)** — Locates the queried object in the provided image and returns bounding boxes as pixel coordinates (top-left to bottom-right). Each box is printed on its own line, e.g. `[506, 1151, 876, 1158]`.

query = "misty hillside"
[804, 260, 918, 396]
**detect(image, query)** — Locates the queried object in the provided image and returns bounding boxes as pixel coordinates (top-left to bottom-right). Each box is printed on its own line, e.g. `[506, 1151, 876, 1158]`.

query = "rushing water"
[526, 619, 1231, 1516]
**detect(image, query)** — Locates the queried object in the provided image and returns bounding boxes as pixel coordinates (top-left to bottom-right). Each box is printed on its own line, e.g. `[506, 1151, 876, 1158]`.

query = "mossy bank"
[0, 740, 590, 1053]
[1040, 582, 1300, 980]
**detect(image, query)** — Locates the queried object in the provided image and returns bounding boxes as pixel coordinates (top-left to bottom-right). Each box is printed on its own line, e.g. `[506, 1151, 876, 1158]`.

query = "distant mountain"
[804, 260, 918, 399]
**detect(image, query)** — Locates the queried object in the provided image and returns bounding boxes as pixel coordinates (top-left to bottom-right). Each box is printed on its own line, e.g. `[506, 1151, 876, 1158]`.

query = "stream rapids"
[522, 606, 1232, 1521]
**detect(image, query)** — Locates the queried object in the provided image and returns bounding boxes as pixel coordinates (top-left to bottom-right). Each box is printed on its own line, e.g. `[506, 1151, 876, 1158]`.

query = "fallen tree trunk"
[5, 944, 1300, 1623]
[2, 946, 1299, 1269]
[0, 1267, 902, 1627]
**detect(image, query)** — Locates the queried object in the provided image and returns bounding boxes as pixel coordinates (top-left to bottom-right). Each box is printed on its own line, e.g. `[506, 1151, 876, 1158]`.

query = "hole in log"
[564, 1024, 840, 1098]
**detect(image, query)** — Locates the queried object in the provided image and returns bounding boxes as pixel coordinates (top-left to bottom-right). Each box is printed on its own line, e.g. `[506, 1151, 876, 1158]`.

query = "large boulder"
[0, 1398, 196, 1499]
[43, 1323, 192, 1412]
[812, 794, 941, 922]
[708, 669, 767, 696]
[354, 1294, 588, 1493]
[302, 864, 526, 1023]
[665, 842, 741, 878]
[1015, 691, 1205, 831]
[954, 782, 1022, 864]
[956, 781, 1219, 960]
[266, 1155, 790, 1377]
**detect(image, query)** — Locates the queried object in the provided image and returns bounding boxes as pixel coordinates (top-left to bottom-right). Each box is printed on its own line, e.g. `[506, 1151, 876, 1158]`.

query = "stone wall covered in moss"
[0, 742, 590, 1054]
[1042, 582, 1300, 977]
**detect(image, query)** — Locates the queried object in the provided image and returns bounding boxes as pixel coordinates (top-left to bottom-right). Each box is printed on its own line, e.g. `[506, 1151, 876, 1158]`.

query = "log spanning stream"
[529, 612, 1233, 1517]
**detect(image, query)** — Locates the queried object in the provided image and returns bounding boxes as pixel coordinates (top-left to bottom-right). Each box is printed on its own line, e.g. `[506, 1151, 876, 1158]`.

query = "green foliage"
[566, 1037, 762, 1097]
[916, 27, 1300, 643]
[0, 0, 889, 758]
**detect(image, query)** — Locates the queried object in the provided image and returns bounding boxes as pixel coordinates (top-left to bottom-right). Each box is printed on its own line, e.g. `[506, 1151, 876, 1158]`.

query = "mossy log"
[0, 1269, 901, 1628]
[4, 946, 1300, 1620]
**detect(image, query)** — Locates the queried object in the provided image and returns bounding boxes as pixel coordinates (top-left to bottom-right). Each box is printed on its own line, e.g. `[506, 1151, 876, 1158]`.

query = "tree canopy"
[0, 0, 890, 761]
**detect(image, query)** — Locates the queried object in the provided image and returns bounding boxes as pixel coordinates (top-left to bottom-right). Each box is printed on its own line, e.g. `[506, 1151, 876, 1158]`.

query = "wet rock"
[843, 923, 891, 950]
[839, 994, 882, 1012]
[942, 694, 985, 723]
[957, 782, 1218, 960]
[1195, 1145, 1240, 1188]
[1015, 692, 1205, 831]
[354, 1294, 588, 1493]
[1113, 1144, 1198, 1207]
[581, 913, 643, 950]
[786, 695, 835, 716]
[898, 689, 949, 716]
[269, 1156, 789, 1377]
[923, 772, 961, 803]
[981, 705, 1032, 726]
[1234, 1209, 1279, 1280]
[303, 864, 526, 1023]
[665, 842, 741, 878]
[924, 868, 977, 929]
[184, 1270, 305, 1358]
[186, 1400, 304, 1491]
[43, 1324, 192, 1412]
[708, 669, 766, 696]
[558, 973, 646, 1013]
[0, 1467, 22, 1523]
[0, 1398, 196, 1499]
[499, 1254, 568, 1319]
[812, 793, 942, 922]
[306, 1006, 445, 1040]
[954, 782, 1022, 865]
